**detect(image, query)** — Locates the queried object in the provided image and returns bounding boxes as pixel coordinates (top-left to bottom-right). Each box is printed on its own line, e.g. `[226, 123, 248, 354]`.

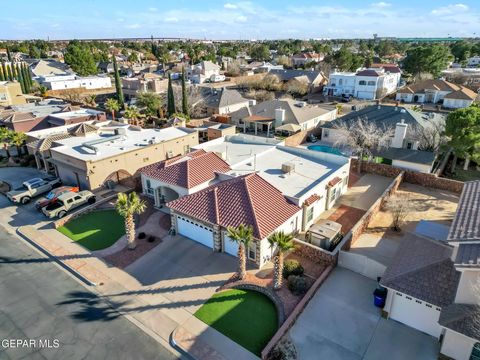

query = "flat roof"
[51, 126, 193, 162]
[49, 109, 104, 120]
[195, 135, 348, 199]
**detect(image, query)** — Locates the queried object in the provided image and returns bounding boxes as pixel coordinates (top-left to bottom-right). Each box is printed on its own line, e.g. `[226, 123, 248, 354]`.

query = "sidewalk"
[17, 225, 186, 355]
[173, 316, 259, 360]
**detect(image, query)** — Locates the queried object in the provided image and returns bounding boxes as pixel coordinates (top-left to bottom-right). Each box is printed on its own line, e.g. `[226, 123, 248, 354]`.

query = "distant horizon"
[1, 0, 479, 40]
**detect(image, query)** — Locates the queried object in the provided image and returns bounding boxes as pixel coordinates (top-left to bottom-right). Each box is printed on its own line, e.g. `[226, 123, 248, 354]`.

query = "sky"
[1, 0, 479, 40]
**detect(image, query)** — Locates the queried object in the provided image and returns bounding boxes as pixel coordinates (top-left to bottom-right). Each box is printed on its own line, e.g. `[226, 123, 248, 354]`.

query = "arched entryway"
[103, 169, 135, 189]
[154, 186, 180, 210]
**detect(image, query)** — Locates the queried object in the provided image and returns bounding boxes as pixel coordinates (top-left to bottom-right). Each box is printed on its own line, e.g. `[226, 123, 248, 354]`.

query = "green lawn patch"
[58, 210, 125, 251]
[448, 168, 480, 182]
[194, 289, 278, 356]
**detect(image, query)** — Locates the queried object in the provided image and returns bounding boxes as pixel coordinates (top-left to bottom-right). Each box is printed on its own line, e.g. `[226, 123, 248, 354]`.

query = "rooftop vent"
[281, 162, 295, 174]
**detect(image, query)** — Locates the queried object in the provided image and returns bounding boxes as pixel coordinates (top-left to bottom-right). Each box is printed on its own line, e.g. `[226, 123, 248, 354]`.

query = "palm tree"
[124, 106, 141, 124]
[0, 127, 13, 158]
[9, 131, 27, 156]
[226, 224, 253, 280]
[105, 98, 120, 120]
[115, 192, 147, 250]
[84, 94, 97, 107]
[268, 231, 296, 290]
[37, 85, 48, 97]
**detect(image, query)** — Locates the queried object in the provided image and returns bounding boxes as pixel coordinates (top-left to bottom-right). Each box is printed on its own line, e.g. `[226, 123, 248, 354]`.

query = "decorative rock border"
[222, 281, 286, 326]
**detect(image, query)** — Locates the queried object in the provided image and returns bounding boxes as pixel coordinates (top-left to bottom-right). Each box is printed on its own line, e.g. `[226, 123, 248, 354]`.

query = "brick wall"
[351, 159, 464, 194]
[261, 265, 334, 360]
[293, 239, 337, 265]
[342, 171, 403, 250]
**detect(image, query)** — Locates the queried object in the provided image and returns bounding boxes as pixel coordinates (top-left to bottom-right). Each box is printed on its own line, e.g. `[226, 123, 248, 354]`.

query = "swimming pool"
[307, 145, 346, 156]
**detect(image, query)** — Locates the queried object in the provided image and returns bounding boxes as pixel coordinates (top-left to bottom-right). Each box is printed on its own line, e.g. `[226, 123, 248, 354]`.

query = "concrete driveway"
[125, 234, 238, 315]
[0, 166, 46, 189]
[340, 174, 393, 211]
[289, 267, 439, 360]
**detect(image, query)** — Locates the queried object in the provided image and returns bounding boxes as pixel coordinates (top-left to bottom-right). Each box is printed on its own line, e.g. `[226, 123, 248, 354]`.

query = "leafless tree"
[286, 79, 309, 97]
[408, 120, 447, 153]
[167, 84, 205, 118]
[385, 195, 410, 231]
[334, 117, 393, 173]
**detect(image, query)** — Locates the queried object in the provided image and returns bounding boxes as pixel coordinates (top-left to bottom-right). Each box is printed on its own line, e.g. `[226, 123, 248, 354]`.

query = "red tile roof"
[140, 150, 230, 189]
[167, 173, 301, 239]
[370, 63, 402, 73]
[328, 177, 342, 187]
[356, 69, 382, 77]
[303, 194, 321, 206]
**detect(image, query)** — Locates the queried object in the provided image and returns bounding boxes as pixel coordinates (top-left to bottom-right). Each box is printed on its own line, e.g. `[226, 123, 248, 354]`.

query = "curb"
[170, 326, 198, 360]
[16, 226, 96, 287]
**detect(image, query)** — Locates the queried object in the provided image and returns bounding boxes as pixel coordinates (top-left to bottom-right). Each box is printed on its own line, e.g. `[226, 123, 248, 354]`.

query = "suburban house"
[122, 73, 168, 100]
[268, 69, 327, 93]
[381, 180, 480, 360]
[442, 68, 480, 92]
[38, 74, 112, 91]
[467, 55, 480, 67]
[0, 99, 91, 132]
[0, 81, 28, 106]
[26, 121, 199, 190]
[140, 134, 350, 267]
[395, 79, 478, 109]
[189, 60, 221, 84]
[46, 108, 106, 127]
[28, 59, 73, 78]
[204, 87, 252, 116]
[324, 66, 401, 100]
[320, 105, 446, 173]
[229, 98, 337, 136]
[240, 61, 283, 74]
[186, 119, 236, 143]
[97, 61, 114, 74]
[291, 52, 324, 67]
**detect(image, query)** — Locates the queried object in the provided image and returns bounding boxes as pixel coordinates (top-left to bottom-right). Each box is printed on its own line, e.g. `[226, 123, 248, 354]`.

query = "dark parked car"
[306, 134, 317, 142]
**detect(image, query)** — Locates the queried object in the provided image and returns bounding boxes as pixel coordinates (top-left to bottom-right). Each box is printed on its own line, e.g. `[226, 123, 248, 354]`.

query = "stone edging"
[222, 281, 286, 326]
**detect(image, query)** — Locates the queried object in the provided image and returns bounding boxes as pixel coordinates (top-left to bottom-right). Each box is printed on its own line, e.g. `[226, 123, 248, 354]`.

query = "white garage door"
[176, 216, 214, 249]
[224, 235, 239, 257]
[389, 292, 441, 337]
[356, 91, 374, 100]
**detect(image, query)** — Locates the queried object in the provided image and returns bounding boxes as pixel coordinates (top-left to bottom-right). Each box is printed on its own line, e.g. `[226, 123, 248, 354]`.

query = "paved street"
[0, 225, 178, 360]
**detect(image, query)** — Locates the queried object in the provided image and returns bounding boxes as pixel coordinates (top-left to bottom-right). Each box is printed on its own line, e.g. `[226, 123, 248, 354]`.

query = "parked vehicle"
[209, 74, 226, 83]
[34, 186, 80, 210]
[341, 94, 352, 102]
[7, 177, 62, 204]
[306, 134, 317, 143]
[42, 191, 96, 219]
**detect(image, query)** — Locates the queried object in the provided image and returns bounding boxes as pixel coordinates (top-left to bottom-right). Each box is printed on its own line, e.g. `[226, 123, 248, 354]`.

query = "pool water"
[307, 145, 345, 156]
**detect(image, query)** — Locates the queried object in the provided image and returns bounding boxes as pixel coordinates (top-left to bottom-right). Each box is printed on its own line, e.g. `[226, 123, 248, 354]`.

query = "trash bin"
[373, 277, 387, 308]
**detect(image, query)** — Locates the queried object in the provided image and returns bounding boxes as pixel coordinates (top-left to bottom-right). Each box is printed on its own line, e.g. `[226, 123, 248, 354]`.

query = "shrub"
[287, 275, 308, 295]
[138, 232, 146, 239]
[147, 235, 155, 243]
[282, 259, 304, 278]
[269, 337, 297, 360]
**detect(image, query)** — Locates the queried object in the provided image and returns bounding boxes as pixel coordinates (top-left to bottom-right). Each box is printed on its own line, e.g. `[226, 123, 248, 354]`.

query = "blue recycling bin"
[373, 288, 387, 308]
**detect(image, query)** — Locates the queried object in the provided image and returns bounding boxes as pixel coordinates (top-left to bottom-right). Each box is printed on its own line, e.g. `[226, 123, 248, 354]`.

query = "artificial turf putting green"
[57, 210, 125, 251]
[194, 289, 278, 356]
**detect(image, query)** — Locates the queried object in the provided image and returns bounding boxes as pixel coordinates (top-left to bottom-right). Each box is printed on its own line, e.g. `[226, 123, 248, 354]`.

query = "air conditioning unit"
[166, 150, 174, 159]
[281, 162, 295, 174]
[215, 151, 226, 160]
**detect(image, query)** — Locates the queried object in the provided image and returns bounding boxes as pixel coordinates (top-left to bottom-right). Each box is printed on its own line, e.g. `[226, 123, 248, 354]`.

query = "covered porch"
[241, 115, 275, 137]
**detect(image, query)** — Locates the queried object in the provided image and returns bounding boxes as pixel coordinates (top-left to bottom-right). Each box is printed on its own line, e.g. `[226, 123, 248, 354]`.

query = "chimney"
[391, 119, 408, 149]
[275, 108, 285, 127]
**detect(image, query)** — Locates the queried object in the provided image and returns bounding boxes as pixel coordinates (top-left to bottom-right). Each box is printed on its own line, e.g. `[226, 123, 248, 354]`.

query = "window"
[343, 176, 348, 187]
[323, 129, 329, 138]
[306, 207, 314, 222]
[367, 81, 375, 86]
[338, 79, 343, 85]
[359, 80, 366, 85]
[330, 188, 336, 202]
[248, 244, 256, 260]
[146, 179, 153, 195]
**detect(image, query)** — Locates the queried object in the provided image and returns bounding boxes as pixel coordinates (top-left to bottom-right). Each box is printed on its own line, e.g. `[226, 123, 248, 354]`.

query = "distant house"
[187, 119, 237, 143]
[189, 61, 221, 84]
[229, 98, 337, 135]
[442, 68, 480, 92]
[324, 65, 401, 100]
[467, 55, 480, 67]
[0, 81, 28, 106]
[38, 74, 112, 91]
[320, 105, 446, 173]
[29, 59, 73, 78]
[268, 69, 327, 93]
[291, 52, 324, 67]
[97, 61, 114, 74]
[396, 79, 478, 109]
[121, 73, 168, 99]
[204, 87, 251, 115]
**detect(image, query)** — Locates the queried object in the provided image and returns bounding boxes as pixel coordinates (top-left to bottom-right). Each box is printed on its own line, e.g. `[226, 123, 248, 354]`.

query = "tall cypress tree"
[16, 64, 26, 94]
[20, 64, 30, 93]
[181, 67, 188, 116]
[2, 62, 8, 81]
[22, 63, 33, 89]
[112, 56, 124, 108]
[0, 64, 4, 81]
[7, 64, 14, 81]
[6, 47, 12, 62]
[10, 62, 16, 79]
[167, 72, 175, 117]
